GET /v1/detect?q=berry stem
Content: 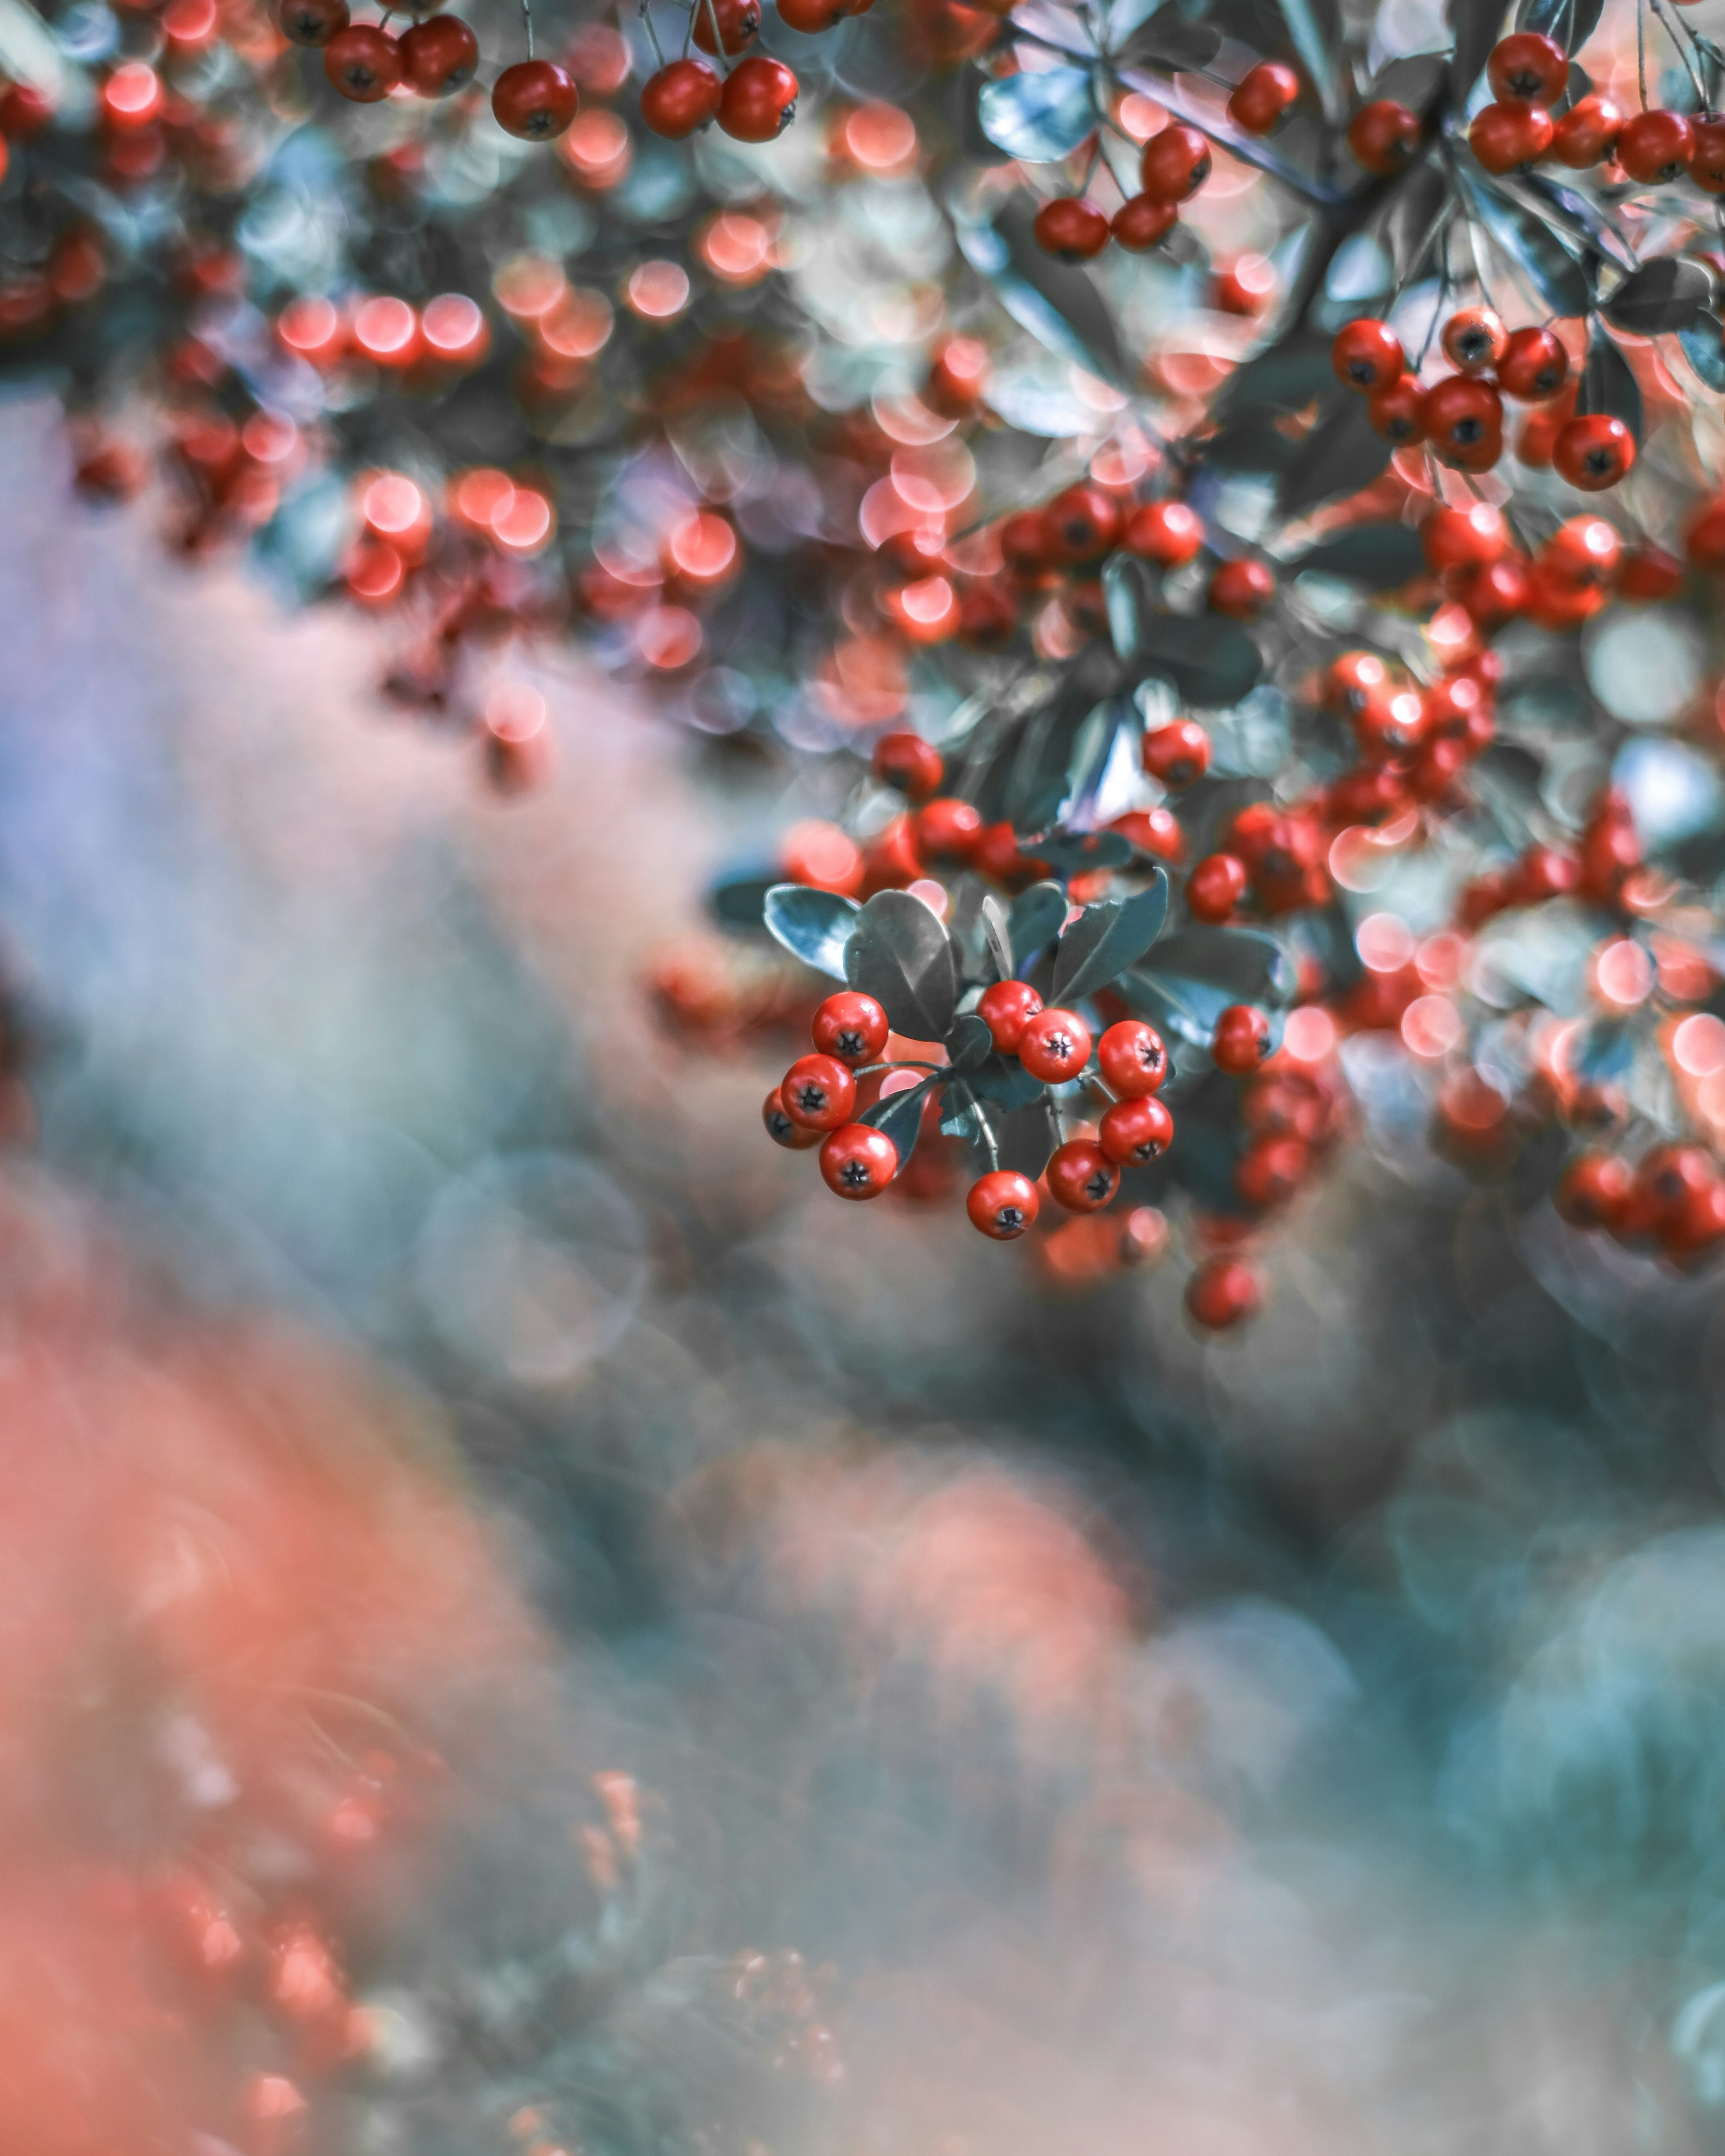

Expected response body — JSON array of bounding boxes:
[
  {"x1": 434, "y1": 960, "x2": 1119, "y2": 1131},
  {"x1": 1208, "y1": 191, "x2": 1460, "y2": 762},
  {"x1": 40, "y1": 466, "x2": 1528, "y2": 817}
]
[
  {"x1": 698, "y1": 0, "x2": 730, "y2": 73},
  {"x1": 640, "y1": 0, "x2": 666, "y2": 69},
  {"x1": 1637, "y1": 0, "x2": 1647, "y2": 111},
  {"x1": 520, "y1": 0, "x2": 534, "y2": 59},
  {"x1": 1649, "y1": 0, "x2": 1707, "y2": 109}
]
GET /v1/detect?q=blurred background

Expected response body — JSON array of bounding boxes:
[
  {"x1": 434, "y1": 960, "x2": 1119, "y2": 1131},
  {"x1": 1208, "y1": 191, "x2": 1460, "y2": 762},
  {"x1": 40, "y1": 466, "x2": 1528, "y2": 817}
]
[{"x1": 8, "y1": 381, "x2": 1725, "y2": 2156}]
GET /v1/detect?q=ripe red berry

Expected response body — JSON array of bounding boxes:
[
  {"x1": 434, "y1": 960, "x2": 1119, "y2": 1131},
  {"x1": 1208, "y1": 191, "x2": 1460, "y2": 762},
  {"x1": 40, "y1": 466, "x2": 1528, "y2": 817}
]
[
  {"x1": 1616, "y1": 107, "x2": 1694, "y2": 182},
  {"x1": 1331, "y1": 317, "x2": 1404, "y2": 391},
  {"x1": 1422, "y1": 375, "x2": 1504, "y2": 468},
  {"x1": 781, "y1": 1053, "x2": 858, "y2": 1131},
  {"x1": 1354, "y1": 685, "x2": 1428, "y2": 761},
  {"x1": 811, "y1": 991, "x2": 889, "y2": 1066},
  {"x1": 764, "y1": 1085, "x2": 823, "y2": 1149},
  {"x1": 1019, "y1": 1007, "x2": 1092, "y2": 1082},
  {"x1": 1497, "y1": 324, "x2": 1570, "y2": 400},
  {"x1": 1185, "y1": 1255, "x2": 1261, "y2": 1329},
  {"x1": 1187, "y1": 852, "x2": 1247, "y2": 923},
  {"x1": 1347, "y1": 98, "x2": 1419, "y2": 174},
  {"x1": 640, "y1": 57, "x2": 721, "y2": 136},
  {"x1": 1046, "y1": 1138, "x2": 1120, "y2": 1211},
  {"x1": 279, "y1": 0, "x2": 347, "y2": 43},
  {"x1": 1099, "y1": 1093, "x2": 1173, "y2": 1165},
  {"x1": 978, "y1": 979, "x2": 1043, "y2": 1052},
  {"x1": 1367, "y1": 375, "x2": 1426, "y2": 445},
  {"x1": 872, "y1": 730, "x2": 943, "y2": 800},
  {"x1": 1000, "y1": 510, "x2": 1055, "y2": 579},
  {"x1": 717, "y1": 53, "x2": 797, "y2": 140},
  {"x1": 1636, "y1": 1143, "x2": 1716, "y2": 1231},
  {"x1": 1488, "y1": 31, "x2": 1567, "y2": 102},
  {"x1": 967, "y1": 1168, "x2": 1039, "y2": 1239},
  {"x1": 1110, "y1": 807, "x2": 1185, "y2": 864},
  {"x1": 1552, "y1": 92, "x2": 1623, "y2": 166},
  {"x1": 492, "y1": 58, "x2": 579, "y2": 139},
  {"x1": 1212, "y1": 1003, "x2": 1271, "y2": 1074},
  {"x1": 1097, "y1": 1019, "x2": 1168, "y2": 1097},
  {"x1": 1327, "y1": 651, "x2": 1391, "y2": 712},
  {"x1": 692, "y1": 0, "x2": 760, "y2": 54},
  {"x1": 1122, "y1": 499, "x2": 1203, "y2": 565},
  {"x1": 323, "y1": 24, "x2": 400, "y2": 100},
  {"x1": 1468, "y1": 98, "x2": 1554, "y2": 172},
  {"x1": 913, "y1": 797, "x2": 982, "y2": 863},
  {"x1": 819, "y1": 1122, "x2": 898, "y2": 1198},
  {"x1": 1141, "y1": 718, "x2": 1211, "y2": 789},
  {"x1": 925, "y1": 335, "x2": 989, "y2": 416},
  {"x1": 1619, "y1": 543, "x2": 1684, "y2": 598},
  {"x1": 1235, "y1": 1134, "x2": 1308, "y2": 1209},
  {"x1": 1687, "y1": 497, "x2": 1725, "y2": 570},
  {"x1": 1044, "y1": 482, "x2": 1119, "y2": 563},
  {"x1": 1441, "y1": 305, "x2": 1508, "y2": 375},
  {"x1": 1032, "y1": 197, "x2": 1110, "y2": 261},
  {"x1": 1691, "y1": 113, "x2": 1725, "y2": 192},
  {"x1": 398, "y1": 14, "x2": 477, "y2": 94},
  {"x1": 1228, "y1": 58, "x2": 1299, "y2": 134},
  {"x1": 1553, "y1": 413, "x2": 1635, "y2": 490},
  {"x1": 1544, "y1": 513, "x2": 1622, "y2": 586},
  {"x1": 1422, "y1": 501, "x2": 1505, "y2": 572},
  {"x1": 1139, "y1": 123, "x2": 1212, "y2": 203},
  {"x1": 1111, "y1": 195, "x2": 1178, "y2": 251},
  {"x1": 1208, "y1": 558, "x2": 1274, "y2": 618}
]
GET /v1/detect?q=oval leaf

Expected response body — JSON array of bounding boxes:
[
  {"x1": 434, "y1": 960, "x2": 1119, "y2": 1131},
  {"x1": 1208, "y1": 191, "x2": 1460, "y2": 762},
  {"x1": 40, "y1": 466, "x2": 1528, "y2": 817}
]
[
  {"x1": 1459, "y1": 169, "x2": 1592, "y2": 317},
  {"x1": 762, "y1": 882, "x2": 860, "y2": 979},
  {"x1": 1277, "y1": 393, "x2": 1393, "y2": 517},
  {"x1": 1577, "y1": 323, "x2": 1644, "y2": 446},
  {"x1": 977, "y1": 66, "x2": 1097, "y2": 162},
  {"x1": 1120, "y1": 924, "x2": 1296, "y2": 1043},
  {"x1": 944, "y1": 1012, "x2": 995, "y2": 1071},
  {"x1": 1052, "y1": 873, "x2": 1171, "y2": 1002},
  {"x1": 1104, "y1": 553, "x2": 1154, "y2": 663},
  {"x1": 1604, "y1": 256, "x2": 1712, "y2": 336},
  {"x1": 1680, "y1": 314, "x2": 1725, "y2": 391},
  {"x1": 1135, "y1": 611, "x2": 1264, "y2": 708},
  {"x1": 1448, "y1": 0, "x2": 1500, "y2": 98},
  {"x1": 858, "y1": 1075, "x2": 938, "y2": 1166},
  {"x1": 1009, "y1": 879, "x2": 1070, "y2": 969},
  {"x1": 1516, "y1": 0, "x2": 1603, "y2": 50},
  {"x1": 845, "y1": 889, "x2": 959, "y2": 1039},
  {"x1": 1287, "y1": 519, "x2": 1424, "y2": 589},
  {"x1": 957, "y1": 199, "x2": 1129, "y2": 388}
]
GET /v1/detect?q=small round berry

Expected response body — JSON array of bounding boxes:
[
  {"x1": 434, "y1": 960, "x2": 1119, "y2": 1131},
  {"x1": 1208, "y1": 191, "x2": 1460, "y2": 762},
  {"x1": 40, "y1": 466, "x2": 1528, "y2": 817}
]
[
  {"x1": 492, "y1": 58, "x2": 579, "y2": 139},
  {"x1": 1139, "y1": 122, "x2": 1211, "y2": 203},
  {"x1": 1046, "y1": 1138, "x2": 1120, "y2": 1212},
  {"x1": 398, "y1": 13, "x2": 478, "y2": 94},
  {"x1": 1212, "y1": 1003, "x2": 1271, "y2": 1074},
  {"x1": 1636, "y1": 1142, "x2": 1716, "y2": 1230},
  {"x1": 1354, "y1": 685, "x2": 1428, "y2": 761},
  {"x1": 1552, "y1": 92, "x2": 1623, "y2": 167},
  {"x1": 812, "y1": 991, "x2": 889, "y2": 1067},
  {"x1": 925, "y1": 336, "x2": 990, "y2": 416},
  {"x1": 819, "y1": 1122, "x2": 898, "y2": 1198},
  {"x1": 1690, "y1": 113, "x2": 1725, "y2": 193},
  {"x1": 1616, "y1": 107, "x2": 1695, "y2": 182},
  {"x1": 1111, "y1": 195, "x2": 1177, "y2": 251},
  {"x1": 781, "y1": 1053, "x2": 858, "y2": 1131},
  {"x1": 1044, "y1": 482, "x2": 1119, "y2": 564},
  {"x1": 1000, "y1": 510, "x2": 1054, "y2": 579},
  {"x1": 913, "y1": 796, "x2": 982, "y2": 863},
  {"x1": 1122, "y1": 499, "x2": 1203, "y2": 565},
  {"x1": 692, "y1": 0, "x2": 760, "y2": 51},
  {"x1": 717, "y1": 53, "x2": 797, "y2": 140},
  {"x1": 1554, "y1": 1151, "x2": 1631, "y2": 1228},
  {"x1": 1497, "y1": 324, "x2": 1570, "y2": 400},
  {"x1": 872, "y1": 729, "x2": 943, "y2": 800},
  {"x1": 1347, "y1": 98, "x2": 1419, "y2": 174},
  {"x1": 323, "y1": 24, "x2": 400, "y2": 100},
  {"x1": 1097, "y1": 1019, "x2": 1168, "y2": 1097},
  {"x1": 1619, "y1": 543, "x2": 1684, "y2": 598},
  {"x1": 1422, "y1": 375, "x2": 1504, "y2": 467},
  {"x1": 1235, "y1": 1135, "x2": 1307, "y2": 1210},
  {"x1": 1468, "y1": 97, "x2": 1553, "y2": 172},
  {"x1": 967, "y1": 1168, "x2": 1039, "y2": 1239},
  {"x1": 1099, "y1": 1093, "x2": 1173, "y2": 1166},
  {"x1": 1441, "y1": 305, "x2": 1508, "y2": 375},
  {"x1": 279, "y1": 0, "x2": 347, "y2": 43},
  {"x1": 1422, "y1": 501, "x2": 1505, "y2": 573},
  {"x1": 1488, "y1": 31, "x2": 1567, "y2": 103},
  {"x1": 1331, "y1": 317, "x2": 1404, "y2": 391},
  {"x1": 764, "y1": 1085, "x2": 823, "y2": 1149},
  {"x1": 1187, "y1": 852, "x2": 1247, "y2": 923},
  {"x1": 1032, "y1": 197, "x2": 1110, "y2": 260},
  {"x1": 1208, "y1": 558, "x2": 1275, "y2": 619},
  {"x1": 1544, "y1": 513, "x2": 1622, "y2": 586},
  {"x1": 1553, "y1": 413, "x2": 1635, "y2": 491},
  {"x1": 1326, "y1": 650, "x2": 1391, "y2": 712},
  {"x1": 1141, "y1": 718, "x2": 1210, "y2": 789},
  {"x1": 1185, "y1": 1255, "x2": 1261, "y2": 1328},
  {"x1": 640, "y1": 57, "x2": 721, "y2": 136},
  {"x1": 1228, "y1": 58, "x2": 1299, "y2": 134},
  {"x1": 1687, "y1": 497, "x2": 1725, "y2": 571},
  {"x1": 1367, "y1": 374, "x2": 1426, "y2": 445},
  {"x1": 1110, "y1": 807, "x2": 1185, "y2": 864},
  {"x1": 978, "y1": 979, "x2": 1043, "y2": 1053},
  {"x1": 1019, "y1": 1007, "x2": 1092, "y2": 1082}
]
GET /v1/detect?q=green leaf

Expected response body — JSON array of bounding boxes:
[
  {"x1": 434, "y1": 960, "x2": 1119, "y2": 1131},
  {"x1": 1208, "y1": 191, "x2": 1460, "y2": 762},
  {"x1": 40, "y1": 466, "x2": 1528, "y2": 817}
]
[
  {"x1": 709, "y1": 872, "x2": 775, "y2": 932},
  {"x1": 1051, "y1": 873, "x2": 1172, "y2": 1001},
  {"x1": 761, "y1": 882, "x2": 859, "y2": 978},
  {"x1": 1119, "y1": 925, "x2": 1295, "y2": 1045},
  {"x1": 1009, "y1": 879, "x2": 1070, "y2": 968},
  {"x1": 1031, "y1": 828, "x2": 1135, "y2": 874},
  {"x1": 1449, "y1": 0, "x2": 1505, "y2": 99},
  {"x1": 1280, "y1": 0, "x2": 1335, "y2": 107},
  {"x1": 1516, "y1": 0, "x2": 1604, "y2": 51},
  {"x1": 967, "y1": 1054, "x2": 1049, "y2": 1109},
  {"x1": 977, "y1": 66, "x2": 1098, "y2": 161},
  {"x1": 859, "y1": 1077, "x2": 937, "y2": 1166},
  {"x1": 845, "y1": 890, "x2": 959, "y2": 1038},
  {"x1": 1212, "y1": 329, "x2": 1334, "y2": 421},
  {"x1": 1104, "y1": 553, "x2": 1154, "y2": 663},
  {"x1": 1577, "y1": 322, "x2": 1644, "y2": 446},
  {"x1": 1287, "y1": 520, "x2": 1424, "y2": 588},
  {"x1": 944, "y1": 1012, "x2": 995, "y2": 1071},
  {"x1": 955, "y1": 199, "x2": 1129, "y2": 389},
  {"x1": 1459, "y1": 168, "x2": 1592, "y2": 318},
  {"x1": 1134, "y1": 611, "x2": 1265, "y2": 708},
  {"x1": 1277, "y1": 393, "x2": 1393, "y2": 517},
  {"x1": 1603, "y1": 257, "x2": 1712, "y2": 336},
  {"x1": 981, "y1": 894, "x2": 1014, "y2": 984},
  {"x1": 1679, "y1": 314, "x2": 1725, "y2": 391}
]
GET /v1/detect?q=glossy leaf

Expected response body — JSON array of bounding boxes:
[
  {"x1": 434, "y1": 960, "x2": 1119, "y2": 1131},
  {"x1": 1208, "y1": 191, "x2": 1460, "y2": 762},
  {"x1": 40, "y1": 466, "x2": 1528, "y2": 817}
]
[
  {"x1": 1603, "y1": 257, "x2": 1712, "y2": 336},
  {"x1": 1031, "y1": 828, "x2": 1135, "y2": 875},
  {"x1": 1459, "y1": 169, "x2": 1592, "y2": 317},
  {"x1": 1134, "y1": 612, "x2": 1264, "y2": 709},
  {"x1": 955, "y1": 200, "x2": 1129, "y2": 389},
  {"x1": 944, "y1": 1012, "x2": 995, "y2": 1072},
  {"x1": 967, "y1": 1053, "x2": 1051, "y2": 1110},
  {"x1": 762, "y1": 882, "x2": 860, "y2": 979},
  {"x1": 977, "y1": 66, "x2": 1098, "y2": 163},
  {"x1": 1120, "y1": 924, "x2": 1296, "y2": 1046},
  {"x1": 1287, "y1": 520, "x2": 1424, "y2": 589},
  {"x1": 858, "y1": 1076, "x2": 937, "y2": 1166},
  {"x1": 1009, "y1": 879, "x2": 1070, "y2": 968},
  {"x1": 709, "y1": 871, "x2": 775, "y2": 932},
  {"x1": 845, "y1": 889, "x2": 959, "y2": 1039},
  {"x1": 1281, "y1": 0, "x2": 1335, "y2": 106},
  {"x1": 1104, "y1": 553, "x2": 1154, "y2": 664},
  {"x1": 1516, "y1": 0, "x2": 1604, "y2": 51},
  {"x1": 1577, "y1": 323, "x2": 1643, "y2": 446},
  {"x1": 1679, "y1": 314, "x2": 1725, "y2": 391},
  {"x1": 982, "y1": 893, "x2": 1014, "y2": 984},
  {"x1": 1449, "y1": 0, "x2": 1501, "y2": 98},
  {"x1": 1277, "y1": 393, "x2": 1392, "y2": 517},
  {"x1": 1052, "y1": 874, "x2": 1171, "y2": 1002},
  {"x1": 1213, "y1": 330, "x2": 1334, "y2": 420},
  {"x1": 1117, "y1": 8, "x2": 1223, "y2": 66}
]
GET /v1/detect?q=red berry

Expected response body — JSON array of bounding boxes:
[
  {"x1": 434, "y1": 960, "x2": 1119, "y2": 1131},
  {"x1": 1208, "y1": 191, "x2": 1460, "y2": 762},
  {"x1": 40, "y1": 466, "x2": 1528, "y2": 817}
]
[
  {"x1": 1111, "y1": 195, "x2": 1177, "y2": 251},
  {"x1": 925, "y1": 336, "x2": 989, "y2": 416},
  {"x1": 1619, "y1": 543, "x2": 1683, "y2": 598},
  {"x1": 913, "y1": 796, "x2": 982, "y2": 863},
  {"x1": 1044, "y1": 482, "x2": 1119, "y2": 564},
  {"x1": 1331, "y1": 317, "x2": 1404, "y2": 392},
  {"x1": 1099, "y1": 1093, "x2": 1173, "y2": 1166},
  {"x1": 781, "y1": 1053, "x2": 858, "y2": 1131},
  {"x1": 1422, "y1": 501, "x2": 1505, "y2": 572},
  {"x1": 1636, "y1": 1143, "x2": 1716, "y2": 1230},
  {"x1": 1019, "y1": 1007, "x2": 1092, "y2": 1082},
  {"x1": 1497, "y1": 324, "x2": 1570, "y2": 400},
  {"x1": 1553, "y1": 413, "x2": 1635, "y2": 491},
  {"x1": 819, "y1": 1122, "x2": 898, "y2": 1198},
  {"x1": 1367, "y1": 375, "x2": 1426, "y2": 445},
  {"x1": 1441, "y1": 305, "x2": 1508, "y2": 375},
  {"x1": 1141, "y1": 718, "x2": 1210, "y2": 789},
  {"x1": 811, "y1": 991, "x2": 889, "y2": 1066},
  {"x1": 1109, "y1": 807, "x2": 1185, "y2": 864},
  {"x1": 1235, "y1": 1135, "x2": 1308, "y2": 1209},
  {"x1": 1347, "y1": 98, "x2": 1419, "y2": 173},
  {"x1": 1423, "y1": 672, "x2": 1490, "y2": 738},
  {"x1": 398, "y1": 14, "x2": 477, "y2": 94},
  {"x1": 1687, "y1": 497, "x2": 1725, "y2": 570},
  {"x1": 1228, "y1": 59, "x2": 1299, "y2": 134},
  {"x1": 872, "y1": 730, "x2": 943, "y2": 800},
  {"x1": 1032, "y1": 197, "x2": 1110, "y2": 261},
  {"x1": 978, "y1": 979, "x2": 1043, "y2": 1053},
  {"x1": 323, "y1": 24, "x2": 400, "y2": 100},
  {"x1": 777, "y1": 0, "x2": 848, "y2": 28},
  {"x1": 1327, "y1": 650, "x2": 1391, "y2": 712},
  {"x1": 958, "y1": 584, "x2": 1018, "y2": 652},
  {"x1": 1422, "y1": 375, "x2": 1503, "y2": 468},
  {"x1": 1662, "y1": 1179, "x2": 1725, "y2": 1267},
  {"x1": 1097, "y1": 1019, "x2": 1168, "y2": 1096},
  {"x1": 1208, "y1": 558, "x2": 1274, "y2": 618},
  {"x1": 1468, "y1": 98, "x2": 1553, "y2": 172},
  {"x1": 717, "y1": 53, "x2": 796, "y2": 140},
  {"x1": 1616, "y1": 107, "x2": 1694, "y2": 182},
  {"x1": 1212, "y1": 1003, "x2": 1271, "y2": 1074},
  {"x1": 692, "y1": 0, "x2": 760, "y2": 55},
  {"x1": 1046, "y1": 1138, "x2": 1120, "y2": 1212},
  {"x1": 640, "y1": 57, "x2": 721, "y2": 136},
  {"x1": 1488, "y1": 31, "x2": 1567, "y2": 102},
  {"x1": 1000, "y1": 510, "x2": 1054, "y2": 578},
  {"x1": 1185, "y1": 1255, "x2": 1261, "y2": 1329},
  {"x1": 1692, "y1": 113, "x2": 1725, "y2": 192},
  {"x1": 764, "y1": 1085, "x2": 823, "y2": 1149},
  {"x1": 279, "y1": 0, "x2": 347, "y2": 43},
  {"x1": 967, "y1": 1168, "x2": 1039, "y2": 1239},
  {"x1": 1354, "y1": 686, "x2": 1428, "y2": 761},
  {"x1": 1139, "y1": 123, "x2": 1211, "y2": 203},
  {"x1": 1552, "y1": 92, "x2": 1623, "y2": 166},
  {"x1": 1187, "y1": 853, "x2": 1247, "y2": 923},
  {"x1": 1122, "y1": 499, "x2": 1203, "y2": 565},
  {"x1": 1544, "y1": 513, "x2": 1622, "y2": 585},
  {"x1": 492, "y1": 58, "x2": 579, "y2": 139}
]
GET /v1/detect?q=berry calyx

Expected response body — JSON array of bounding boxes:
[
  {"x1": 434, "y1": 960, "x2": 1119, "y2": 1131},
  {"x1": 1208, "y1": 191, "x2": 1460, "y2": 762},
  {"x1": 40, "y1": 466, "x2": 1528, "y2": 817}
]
[
  {"x1": 1553, "y1": 413, "x2": 1635, "y2": 491},
  {"x1": 1097, "y1": 1018, "x2": 1169, "y2": 1096},
  {"x1": 692, "y1": 0, "x2": 760, "y2": 53},
  {"x1": 398, "y1": 14, "x2": 478, "y2": 95},
  {"x1": 764, "y1": 1086, "x2": 823, "y2": 1149},
  {"x1": 1367, "y1": 375, "x2": 1426, "y2": 445},
  {"x1": 1019, "y1": 1007, "x2": 1092, "y2": 1082},
  {"x1": 1228, "y1": 59, "x2": 1299, "y2": 134},
  {"x1": 1422, "y1": 375, "x2": 1504, "y2": 469},
  {"x1": 781, "y1": 1053, "x2": 858, "y2": 1130},
  {"x1": 977, "y1": 979, "x2": 1043, "y2": 1052},
  {"x1": 1046, "y1": 1138, "x2": 1120, "y2": 1211},
  {"x1": 967, "y1": 1168, "x2": 1039, "y2": 1239},
  {"x1": 1032, "y1": 198, "x2": 1110, "y2": 261},
  {"x1": 1122, "y1": 499, "x2": 1203, "y2": 564},
  {"x1": 1044, "y1": 482, "x2": 1119, "y2": 563},
  {"x1": 1331, "y1": 317, "x2": 1404, "y2": 391},
  {"x1": 1487, "y1": 31, "x2": 1567, "y2": 103},
  {"x1": 279, "y1": 0, "x2": 347, "y2": 44},
  {"x1": 1141, "y1": 718, "x2": 1211, "y2": 788},
  {"x1": 1139, "y1": 123, "x2": 1212, "y2": 203},
  {"x1": 1099, "y1": 1093, "x2": 1173, "y2": 1165},
  {"x1": 323, "y1": 25, "x2": 401, "y2": 101},
  {"x1": 718, "y1": 54, "x2": 797, "y2": 140},
  {"x1": 1347, "y1": 98, "x2": 1419, "y2": 173},
  {"x1": 492, "y1": 59, "x2": 579, "y2": 140},
  {"x1": 819, "y1": 1122, "x2": 898, "y2": 1198},
  {"x1": 811, "y1": 991, "x2": 889, "y2": 1066},
  {"x1": 1441, "y1": 305, "x2": 1508, "y2": 375},
  {"x1": 1497, "y1": 324, "x2": 1570, "y2": 400},
  {"x1": 1212, "y1": 1003, "x2": 1271, "y2": 1074},
  {"x1": 873, "y1": 730, "x2": 944, "y2": 799},
  {"x1": 640, "y1": 57, "x2": 721, "y2": 137}
]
